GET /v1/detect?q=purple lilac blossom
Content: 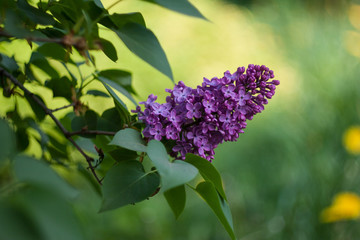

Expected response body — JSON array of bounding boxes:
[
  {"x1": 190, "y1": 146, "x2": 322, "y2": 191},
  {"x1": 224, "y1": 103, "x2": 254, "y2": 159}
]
[{"x1": 132, "y1": 64, "x2": 279, "y2": 161}]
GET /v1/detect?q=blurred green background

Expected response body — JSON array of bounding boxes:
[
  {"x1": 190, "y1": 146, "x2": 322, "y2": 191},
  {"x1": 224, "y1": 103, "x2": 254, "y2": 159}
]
[{"x1": 2, "y1": 0, "x2": 360, "y2": 239}]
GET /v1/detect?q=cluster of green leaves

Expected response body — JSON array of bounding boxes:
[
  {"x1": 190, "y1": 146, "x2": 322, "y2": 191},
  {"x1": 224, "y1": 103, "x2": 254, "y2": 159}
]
[{"x1": 0, "y1": 0, "x2": 235, "y2": 239}]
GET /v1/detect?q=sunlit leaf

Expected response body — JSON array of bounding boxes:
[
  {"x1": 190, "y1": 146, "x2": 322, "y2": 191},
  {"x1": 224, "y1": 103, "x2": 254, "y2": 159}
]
[{"x1": 100, "y1": 160, "x2": 160, "y2": 211}]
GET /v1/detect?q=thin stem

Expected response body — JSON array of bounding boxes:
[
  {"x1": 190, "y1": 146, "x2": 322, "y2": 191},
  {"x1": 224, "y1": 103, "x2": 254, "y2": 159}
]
[
  {"x1": 51, "y1": 103, "x2": 75, "y2": 112},
  {"x1": 0, "y1": 30, "x2": 63, "y2": 44},
  {"x1": 0, "y1": 67, "x2": 103, "y2": 185},
  {"x1": 69, "y1": 130, "x2": 116, "y2": 136}
]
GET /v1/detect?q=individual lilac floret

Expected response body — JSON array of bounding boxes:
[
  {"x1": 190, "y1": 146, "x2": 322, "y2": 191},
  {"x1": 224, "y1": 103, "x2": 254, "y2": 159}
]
[{"x1": 133, "y1": 64, "x2": 279, "y2": 161}]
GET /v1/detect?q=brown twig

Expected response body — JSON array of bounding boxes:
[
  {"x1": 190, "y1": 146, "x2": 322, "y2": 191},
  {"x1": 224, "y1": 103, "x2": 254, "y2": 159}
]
[
  {"x1": 0, "y1": 67, "x2": 103, "y2": 185},
  {"x1": 51, "y1": 103, "x2": 75, "y2": 112},
  {"x1": 69, "y1": 130, "x2": 116, "y2": 136},
  {"x1": 0, "y1": 29, "x2": 63, "y2": 44}
]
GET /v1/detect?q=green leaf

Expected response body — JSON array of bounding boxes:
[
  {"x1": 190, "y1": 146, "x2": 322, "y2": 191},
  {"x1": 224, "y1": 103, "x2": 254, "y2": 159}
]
[
  {"x1": 71, "y1": 110, "x2": 98, "y2": 137},
  {"x1": 100, "y1": 160, "x2": 160, "y2": 211},
  {"x1": 102, "y1": 83, "x2": 131, "y2": 124},
  {"x1": 164, "y1": 185, "x2": 186, "y2": 219},
  {"x1": 185, "y1": 153, "x2": 227, "y2": 200},
  {"x1": 195, "y1": 182, "x2": 235, "y2": 240},
  {"x1": 141, "y1": 0, "x2": 207, "y2": 20},
  {"x1": 97, "y1": 108, "x2": 123, "y2": 132},
  {"x1": 0, "y1": 54, "x2": 19, "y2": 72},
  {"x1": 115, "y1": 23, "x2": 173, "y2": 81},
  {"x1": 146, "y1": 140, "x2": 198, "y2": 192},
  {"x1": 37, "y1": 43, "x2": 74, "y2": 64},
  {"x1": 29, "y1": 52, "x2": 60, "y2": 78},
  {"x1": 18, "y1": 0, "x2": 56, "y2": 25},
  {"x1": 98, "y1": 76, "x2": 137, "y2": 106},
  {"x1": 108, "y1": 148, "x2": 139, "y2": 162},
  {"x1": 45, "y1": 77, "x2": 73, "y2": 101},
  {"x1": 21, "y1": 187, "x2": 85, "y2": 240},
  {"x1": 0, "y1": 201, "x2": 43, "y2": 240},
  {"x1": 25, "y1": 94, "x2": 46, "y2": 122},
  {"x1": 100, "y1": 12, "x2": 146, "y2": 29},
  {"x1": 0, "y1": 119, "x2": 16, "y2": 164},
  {"x1": 98, "y1": 69, "x2": 136, "y2": 94},
  {"x1": 4, "y1": 9, "x2": 33, "y2": 38},
  {"x1": 99, "y1": 38, "x2": 118, "y2": 62},
  {"x1": 86, "y1": 89, "x2": 110, "y2": 98},
  {"x1": 109, "y1": 128, "x2": 147, "y2": 152},
  {"x1": 13, "y1": 155, "x2": 78, "y2": 199}
]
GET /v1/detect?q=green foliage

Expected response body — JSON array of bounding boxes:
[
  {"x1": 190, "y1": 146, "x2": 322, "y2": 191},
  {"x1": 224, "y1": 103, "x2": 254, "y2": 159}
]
[
  {"x1": 100, "y1": 160, "x2": 160, "y2": 211},
  {"x1": 195, "y1": 182, "x2": 235, "y2": 240},
  {"x1": 164, "y1": 184, "x2": 186, "y2": 219},
  {"x1": 0, "y1": 0, "x2": 238, "y2": 239},
  {"x1": 147, "y1": 140, "x2": 198, "y2": 192}
]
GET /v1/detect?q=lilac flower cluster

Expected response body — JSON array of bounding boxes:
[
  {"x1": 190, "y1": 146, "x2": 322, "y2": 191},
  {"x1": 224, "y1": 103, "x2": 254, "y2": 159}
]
[{"x1": 133, "y1": 64, "x2": 279, "y2": 161}]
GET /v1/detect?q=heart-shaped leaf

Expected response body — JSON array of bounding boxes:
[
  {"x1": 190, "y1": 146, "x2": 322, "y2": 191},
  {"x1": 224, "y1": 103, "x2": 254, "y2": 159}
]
[
  {"x1": 147, "y1": 140, "x2": 198, "y2": 192},
  {"x1": 100, "y1": 160, "x2": 160, "y2": 211},
  {"x1": 109, "y1": 128, "x2": 147, "y2": 152}
]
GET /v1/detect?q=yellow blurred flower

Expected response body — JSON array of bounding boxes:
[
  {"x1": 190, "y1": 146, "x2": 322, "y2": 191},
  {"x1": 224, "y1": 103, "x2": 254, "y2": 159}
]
[
  {"x1": 321, "y1": 192, "x2": 360, "y2": 223},
  {"x1": 343, "y1": 126, "x2": 360, "y2": 155}
]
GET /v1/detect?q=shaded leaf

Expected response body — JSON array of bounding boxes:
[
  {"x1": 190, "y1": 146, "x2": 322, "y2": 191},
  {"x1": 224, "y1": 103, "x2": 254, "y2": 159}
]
[
  {"x1": 147, "y1": 140, "x2": 198, "y2": 192},
  {"x1": 0, "y1": 54, "x2": 19, "y2": 72},
  {"x1": 0, "y1": 119, "x2": 16, "y2": 164},
  {"x1": 100, "y1": 12, "x2": 146, "y2": 29},
  {"x1": 98, "y1": 75, "x2": 137, "y2": 106},
  {"x1": 98, "y1": 69, "x2": 135, "y2": 94},
  {"x1": 45, "y1": 77, "x2": 73, "y2": 101},
  {"x1": 25, "y1": 94, "x2": 46, "y2": 121},
  {"x1": 99, "y1": 38, "x2": 118, "y2": 62},
  {"x1": 21, "y1": 187, "x2": 84, "y2": 240},
  {"x1": 185, "y1": 153, "x2": 227, "y2": 200},
  {"x1": 4, "y1": 9, "x2": 33, "y2": 38},
  {"x1": 71, "y1": 110, "x2": 98, "y2": 137},
  {"x1": 18, "y1": 0, "x2": 56, "y2": 25},
  {"x1": 115, "y1": 23, "x2": 173, "y2": 81},
  {"x1": 37, "y1": 43, "x2": 74, "y2": 64},
  {"x1": 29, "y1": 52, "x2": 60, "y2": 78},
  {"x1": 86, "y1": 89, "x2": 110, "y2": 98},
  {"x1": 100, "y1": 160, "x2": 160, "y2": 211},
  {"x1": 164, "y1": 184, "x2": 186, "y2": 219},
  {"x1": 195, "y1": 182, "x2": 235, "y2": 240},
  {"x1": 0, "y1": 201, "x2": 43, "y2": 240},
  {"x1": 97, "y1": 108, "x2": 123, "y2": 132},
  {"x1": 13, "y1": 155, "x2": 78, "y2": 199},
  {"x1": 102, "y1": 83, "x2": 131, "y2": 124},
  {"x1": 142, "y1": 0, "x2": 207, "y2": 20},
  {"x1": 109, "y1": 128, "x2": 146, "y2": 152}
]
